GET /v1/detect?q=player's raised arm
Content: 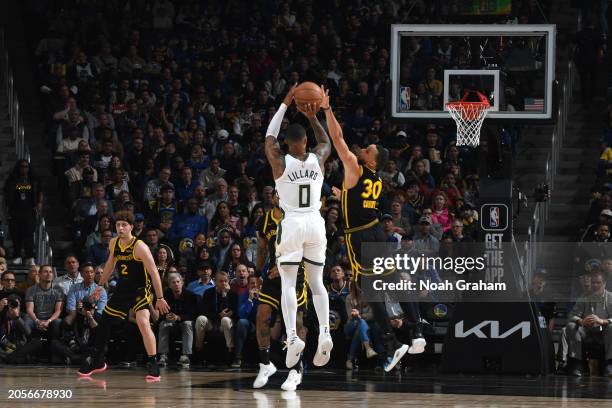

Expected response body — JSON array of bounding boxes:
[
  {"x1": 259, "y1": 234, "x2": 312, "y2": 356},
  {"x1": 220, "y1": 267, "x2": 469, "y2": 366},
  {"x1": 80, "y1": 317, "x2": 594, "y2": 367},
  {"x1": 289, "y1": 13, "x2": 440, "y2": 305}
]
[
  {"x1": 135, "y1": 240, "x2": 170, "y2": 314},
  {"x1": 322, "y1": 89, "x2": 360, "y2": 189},
  {"x1": 265, "y1": 84, "x2": 296, "y2": 180},
  {"x1": 297, "y1": 90, "x2": 331, "y2": 169}
]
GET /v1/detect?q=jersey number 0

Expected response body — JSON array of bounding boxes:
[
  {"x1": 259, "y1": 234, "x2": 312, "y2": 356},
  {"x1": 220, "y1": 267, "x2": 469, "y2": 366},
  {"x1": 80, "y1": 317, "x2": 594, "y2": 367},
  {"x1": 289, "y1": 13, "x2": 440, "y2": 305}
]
[{"x1": 299, "y1": 184, "x2": 311, "y2": 208}]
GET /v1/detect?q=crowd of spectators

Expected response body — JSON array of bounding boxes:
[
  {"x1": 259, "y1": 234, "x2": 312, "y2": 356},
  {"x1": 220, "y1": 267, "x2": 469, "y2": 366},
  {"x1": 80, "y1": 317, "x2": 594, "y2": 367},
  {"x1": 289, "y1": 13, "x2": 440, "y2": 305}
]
[{"x1": 0, "y1": 0, "x2": 556, "y2": 370}]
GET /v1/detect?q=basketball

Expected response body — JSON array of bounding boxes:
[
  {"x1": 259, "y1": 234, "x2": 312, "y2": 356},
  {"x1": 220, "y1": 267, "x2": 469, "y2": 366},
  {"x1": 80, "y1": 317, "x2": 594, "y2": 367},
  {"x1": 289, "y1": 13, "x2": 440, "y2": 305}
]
[{"x1": 294, "y1": 81, "x2": 323, "y2": 109}]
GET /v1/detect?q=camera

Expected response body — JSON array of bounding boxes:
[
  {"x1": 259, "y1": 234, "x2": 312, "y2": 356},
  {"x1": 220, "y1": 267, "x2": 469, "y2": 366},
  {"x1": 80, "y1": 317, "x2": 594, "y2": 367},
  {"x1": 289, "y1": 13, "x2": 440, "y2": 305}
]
[
  {"x1": 8, "y1": 299, "x2": 19, "y2": 309},
  {"x1": 82, "y1": 300, "x2": 95, "y2": 311}
]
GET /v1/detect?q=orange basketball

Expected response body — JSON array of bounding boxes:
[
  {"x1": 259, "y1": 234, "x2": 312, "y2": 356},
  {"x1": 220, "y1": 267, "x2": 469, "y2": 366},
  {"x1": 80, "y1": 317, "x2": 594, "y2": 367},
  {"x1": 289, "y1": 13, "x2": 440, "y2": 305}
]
[{"x1": 294, "y1": 81, "x2": 323, "y2": 109}]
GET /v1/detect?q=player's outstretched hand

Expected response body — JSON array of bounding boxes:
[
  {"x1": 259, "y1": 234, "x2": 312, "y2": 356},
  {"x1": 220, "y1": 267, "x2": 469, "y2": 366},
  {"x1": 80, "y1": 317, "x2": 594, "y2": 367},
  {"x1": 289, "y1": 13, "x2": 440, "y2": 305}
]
[
  {"x1": 283, "y1": 83, "x2": 297, "y2": 106},
  {"x1": 320, "y1": 85, "x2": 330, "y2": 110},
  {"x1": 156, "y1": 298, "x2": 170, "y2": 314},
  {"x1": 297, "y1": 102, "x2": 319, "y2": 119}
]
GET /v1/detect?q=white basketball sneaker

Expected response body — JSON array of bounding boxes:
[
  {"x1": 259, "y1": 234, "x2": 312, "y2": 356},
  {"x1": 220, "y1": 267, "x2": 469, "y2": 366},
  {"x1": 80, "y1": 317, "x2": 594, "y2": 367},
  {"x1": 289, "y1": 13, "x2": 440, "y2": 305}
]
[
  {"x1": 313, "y1": 331, "x2": 333, "y2": 367},
  {"x1": 281, "y1": 368, "x2": 302, "y2": 391},
  {"x1": 253, "y1": 362, "x2": 277, "y2": 389},
  {"x1": 285, "y1": 336, "x2": 305, "y2": 369},
  {"x1": 408, "y1": 337, "x2": 426, "y2": 354}
]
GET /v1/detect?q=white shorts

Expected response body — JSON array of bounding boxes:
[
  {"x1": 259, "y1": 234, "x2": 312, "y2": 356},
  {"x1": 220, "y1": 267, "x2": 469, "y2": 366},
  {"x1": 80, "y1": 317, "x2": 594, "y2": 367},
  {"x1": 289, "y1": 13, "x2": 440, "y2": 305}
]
[{"x1": 276, "y1": 211, "x2": 326, "y2": 267}]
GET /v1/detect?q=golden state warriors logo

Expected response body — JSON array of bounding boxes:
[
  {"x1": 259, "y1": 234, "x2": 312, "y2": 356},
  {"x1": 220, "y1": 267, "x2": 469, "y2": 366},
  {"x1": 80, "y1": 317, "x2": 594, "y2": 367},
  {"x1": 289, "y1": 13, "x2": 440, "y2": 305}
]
[{"x1": 433, "y1": 303, "x2": 448, "y2": 318}]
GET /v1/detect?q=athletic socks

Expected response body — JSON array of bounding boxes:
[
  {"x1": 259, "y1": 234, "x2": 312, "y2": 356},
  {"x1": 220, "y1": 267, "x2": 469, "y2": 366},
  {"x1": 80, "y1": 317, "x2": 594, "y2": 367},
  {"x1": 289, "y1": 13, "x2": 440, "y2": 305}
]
[{"x1": 259, "y1": 347, "x2": 270, "y2": 365}]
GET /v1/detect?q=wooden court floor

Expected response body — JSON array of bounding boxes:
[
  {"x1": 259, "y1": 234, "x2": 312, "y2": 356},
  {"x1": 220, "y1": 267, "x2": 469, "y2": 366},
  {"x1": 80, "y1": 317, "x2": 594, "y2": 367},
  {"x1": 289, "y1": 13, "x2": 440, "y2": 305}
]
[{"x1": 1, "y1": 366, "x2": 611, "y2": 407}]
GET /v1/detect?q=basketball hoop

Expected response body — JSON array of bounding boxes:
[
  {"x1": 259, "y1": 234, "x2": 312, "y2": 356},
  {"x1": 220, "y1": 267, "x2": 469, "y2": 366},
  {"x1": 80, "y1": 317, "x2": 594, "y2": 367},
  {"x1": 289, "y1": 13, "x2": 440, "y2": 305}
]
[{"x1": 446, "y1": 91, "x2": 491, "y2": 147}]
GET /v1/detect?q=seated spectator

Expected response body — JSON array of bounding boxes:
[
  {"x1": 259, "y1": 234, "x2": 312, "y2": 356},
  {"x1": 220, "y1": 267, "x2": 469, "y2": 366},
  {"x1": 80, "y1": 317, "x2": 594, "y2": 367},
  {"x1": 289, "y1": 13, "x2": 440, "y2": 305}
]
[
  {"x1": 144, "y1": 167, "x2": 174, "y2": 203},
  {"x1": 85, "y1": 215, "x2": 113, "y2": 249},
  {"x1": 414, "y1": 216, "x2": 440, "y2": 256},
  {"x1": 407, "y1": 159, "x2": 435, "y2": 197},
  {"x1": 379, "y1": 159, "x2": 405, "y2": 189},
  {"x1": 68, "y1": 166, "x2": 97, "y2": 203},
  {"x1": 64, "y1": 262, "x2": 107, "y2": 323},
  {"x1": 564, "y1": 271, "x2": 612, "y2": 376},
  {"x1": 0, "y1": 271, "x2": 24, "y2": 308},
  {"x1": 56, "y1": 109, "x2": 89, "y2": 154},
  {"x1": 209, "y1": 201, "x2": 241, "y2": 240},
  {"x1": 344, "y1": 283, "x2": 379, "y2": 369},
  {"x1": 528, "y1": 268, "x2": 556, "y2": 331},
  {"x1": 65, "y1": 151, "x2": 98, "y2": 184},
  {"x1": 16, "y1": 264, "x2": 39, "y2": 293},
  {"x1": 381, "y1": 214, "x2": 402, "y2": 250},
  {"x1": 230, "y1": 264, "x2": 250, "y2": 299},
  {"x1": 104, "y1": 168, "x2": 130, "y2": 202},
  {"x1": 87, "y1": 229, "x2": 113, "y2": 265},
  {"x1": 155, "y1": 245, "x2": 175, "y2": 287},
  {"x1": 157, "y1": 273, "x2": 197, "y2": 368},
  {"x1": 54, "y1": 255, "x2": 83, "y2": 298},
  {"x1": 0, "y1": 295, "x2": 30, "y2": 363},
  {"x1": 24, "y1": 265, "x2": 63, "y2": 340},
  {"x1": 234, "y1": 275, "x2": 260, "y2": 368},
  {"x1": 194, "y1": 271, "x2": 237, "y2": 361},
  {"x1": 175, "y1": 167, "x2": 201, "y2": 202},
  {"x1": 222, "y1": 243, "x2": 252, "y2": 280},
  {"x1": 431, "y1": 191, "x2": 453, "y2": 233},
  {"x1": 171, "y1": 198, "x2": 208, "y2": 240},
  {"x1": 147, "y1": 184, "x2": 178, "y2": 224},
  {"x1": 199, "y1": 157, "x2": 226, "y2": 190},
  {"x1": 389, "y1": 198, "x2": 412, "y2": 237},
  {"x1": 186, "y1": 262, "x2": 215, "y2": 296}
]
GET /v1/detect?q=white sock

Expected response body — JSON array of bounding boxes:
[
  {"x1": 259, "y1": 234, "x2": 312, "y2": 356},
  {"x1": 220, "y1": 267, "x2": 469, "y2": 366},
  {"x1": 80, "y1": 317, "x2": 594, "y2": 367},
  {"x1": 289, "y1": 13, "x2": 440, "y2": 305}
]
[
  {"x1": 279, "y1": 263, "x2": 299, "y2": 340},
  {"x1": 304, "y1": 262, "x2": 330, "y2": 328}
]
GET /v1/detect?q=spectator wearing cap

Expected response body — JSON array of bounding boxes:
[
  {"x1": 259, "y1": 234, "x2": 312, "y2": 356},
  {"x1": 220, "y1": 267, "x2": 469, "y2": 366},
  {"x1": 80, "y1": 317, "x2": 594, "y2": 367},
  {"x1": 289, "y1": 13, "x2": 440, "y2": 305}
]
[
  {"x1": 53, "y1": 255, "x2": 83, "y2": 298},
  {"x1": 414, "y1": 216, "x2": 440, "y2": 256},
  {"x1": 580, "y1": 209, "x2": 612, "y2": 242},
  {"x1": 132, "y1": 213, "x2": 146, "y2": 238},
  {"x1": 148, "y1": 183, "x2": 178, "y2": 224},
  {"x1": 68, "y1": 165, "x2": 97, "y2": 204},
  {"x1": 186, "y1": 262, "x2": 215, "y2": 296},
  {"x1": 86, "y1": 229, "x2": 113, "y2": 265},
  {"x1": 144, "y1": 166, "x2": 173, "y2": 203},
  {"x1": 64, "y1": 262, "x2": 107, "y2": 325},
  {"x1": 415, "y1": 207, "x2": 443, "y2": 241},
  {"x1": 199, "y1": 157, "x2": 226, "y2": 190},
  {"x1": 175, "y1": 167, "x2": 201, "y2": 202},
  {"x1": 381, "y1": 214, "x2": 402, "y2": 250}
]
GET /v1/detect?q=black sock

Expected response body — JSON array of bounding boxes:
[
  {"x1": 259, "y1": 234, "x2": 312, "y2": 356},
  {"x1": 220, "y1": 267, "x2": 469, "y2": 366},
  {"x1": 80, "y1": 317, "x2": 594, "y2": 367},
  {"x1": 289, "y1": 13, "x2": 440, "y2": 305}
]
[
  {"x1": 259, "y1": 347, "x2": 270, "y2": 365},
  {"x1": 147, "y1": 355, "x2": 156, "y2": 363}
]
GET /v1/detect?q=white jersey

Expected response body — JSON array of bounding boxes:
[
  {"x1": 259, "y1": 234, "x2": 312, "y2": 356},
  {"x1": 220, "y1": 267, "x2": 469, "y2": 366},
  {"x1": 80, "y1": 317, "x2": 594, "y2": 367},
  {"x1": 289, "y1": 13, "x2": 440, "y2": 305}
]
[{"x1": 276, "y1": 153, "x2": 323, "y2": 213}]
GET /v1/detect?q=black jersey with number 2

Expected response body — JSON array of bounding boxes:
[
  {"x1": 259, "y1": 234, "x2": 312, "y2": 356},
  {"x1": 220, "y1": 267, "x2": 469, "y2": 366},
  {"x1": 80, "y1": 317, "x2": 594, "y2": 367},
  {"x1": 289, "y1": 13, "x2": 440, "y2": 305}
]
[{"x1": 113, "y1": 237, "x2": 148, "y2": 290}]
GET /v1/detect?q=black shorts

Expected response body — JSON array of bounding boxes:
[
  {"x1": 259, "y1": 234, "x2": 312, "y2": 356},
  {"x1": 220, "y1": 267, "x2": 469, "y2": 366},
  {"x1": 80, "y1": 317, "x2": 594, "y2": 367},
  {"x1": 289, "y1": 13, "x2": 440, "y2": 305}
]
[
  {"x1": 103, "y1": 283, "x2": 152, "y2": 320},
  {"x1": 258, "y1": 269, "x2": 307, "y2": 312},
  {"x1": 345, "y1": 222, "x2": 390, "y2": 282}
]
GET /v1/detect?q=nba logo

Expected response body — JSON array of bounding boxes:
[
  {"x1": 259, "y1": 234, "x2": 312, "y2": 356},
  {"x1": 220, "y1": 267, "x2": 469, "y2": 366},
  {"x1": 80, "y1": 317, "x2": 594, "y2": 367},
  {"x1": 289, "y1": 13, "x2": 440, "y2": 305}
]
[
  {"x1": 481, "y1": 203, "x2": 508, "y2": 231},
  {"x1": 490, "y1": 207, "x2": 500, "y2": 228}
]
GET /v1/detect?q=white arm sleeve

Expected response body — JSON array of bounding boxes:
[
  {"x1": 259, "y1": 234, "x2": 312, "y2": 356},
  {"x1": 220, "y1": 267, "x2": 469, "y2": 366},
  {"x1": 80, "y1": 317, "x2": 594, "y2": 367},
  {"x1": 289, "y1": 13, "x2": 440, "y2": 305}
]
[{"x1": 266, "y1": 103, "x2": 287, "y2": 138}]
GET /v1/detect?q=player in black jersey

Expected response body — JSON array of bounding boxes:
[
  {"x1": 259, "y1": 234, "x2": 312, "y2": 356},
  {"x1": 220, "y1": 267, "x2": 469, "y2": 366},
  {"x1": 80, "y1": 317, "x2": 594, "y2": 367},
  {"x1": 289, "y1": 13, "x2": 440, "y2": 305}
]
[
  {"x1": 253, "y1": 195, "x2": 308, "y2": 391},
  {"x1": 323, "y1": 98, "x2": 426, "y2": 372},
  {"x1": 78, "y1": 211, "x2": 170, "y2": 381}
]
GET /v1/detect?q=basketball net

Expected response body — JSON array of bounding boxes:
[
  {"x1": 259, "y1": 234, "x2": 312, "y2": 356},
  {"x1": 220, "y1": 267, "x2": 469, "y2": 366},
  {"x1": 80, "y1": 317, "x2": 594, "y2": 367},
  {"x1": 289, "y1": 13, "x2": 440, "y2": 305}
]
[{"x1": 446, "y1": 91, "x2": 491, "y2": 147}]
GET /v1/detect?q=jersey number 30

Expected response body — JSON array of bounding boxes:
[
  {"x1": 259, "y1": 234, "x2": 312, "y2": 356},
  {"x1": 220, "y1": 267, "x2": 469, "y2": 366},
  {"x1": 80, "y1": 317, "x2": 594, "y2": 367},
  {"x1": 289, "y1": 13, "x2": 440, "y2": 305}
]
[
  {"x1": 361, "y1": 179, "x2": 382, "y2": 199},
  {"x1": 299, "y1": 185, "x2": 311, "y2": 208}
]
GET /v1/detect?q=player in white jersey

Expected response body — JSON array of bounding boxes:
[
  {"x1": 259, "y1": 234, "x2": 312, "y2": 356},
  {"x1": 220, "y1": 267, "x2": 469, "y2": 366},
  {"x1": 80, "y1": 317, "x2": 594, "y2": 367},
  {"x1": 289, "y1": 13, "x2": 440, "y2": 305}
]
[{"x1": 265, "y1": 84, "x2": 333, "y2": 373}]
